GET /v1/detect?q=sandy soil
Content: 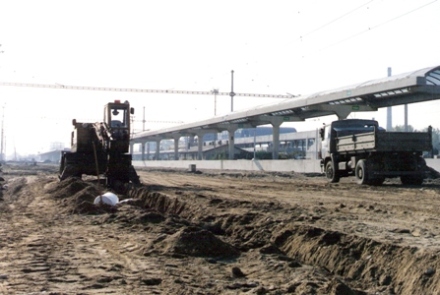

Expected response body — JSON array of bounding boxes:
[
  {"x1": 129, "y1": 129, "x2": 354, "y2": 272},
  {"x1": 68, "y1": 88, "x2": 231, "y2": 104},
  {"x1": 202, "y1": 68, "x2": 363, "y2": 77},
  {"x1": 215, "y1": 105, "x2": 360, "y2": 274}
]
[{"x1": 1, "y1": 163, "x2": 440, "y2": 294}]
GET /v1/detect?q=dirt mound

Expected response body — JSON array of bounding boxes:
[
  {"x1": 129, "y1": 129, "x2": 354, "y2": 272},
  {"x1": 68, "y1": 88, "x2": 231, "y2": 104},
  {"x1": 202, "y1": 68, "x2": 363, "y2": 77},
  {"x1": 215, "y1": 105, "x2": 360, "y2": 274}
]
[
  {"x1": 64, "y1": 186, "x2": 113, "y2": 214},
  {"x1": 160, "y1": 226, "x2": 240, "y2": 258},
  {"x1": 45, "y1": 177, "x2": 91, "y2": 198},
  {"x1": 5, "y1": 177, "x2": 28, "y2": 196},
  {"x1": 45, "y1": 177, "x2": 116, "y2": 214}
]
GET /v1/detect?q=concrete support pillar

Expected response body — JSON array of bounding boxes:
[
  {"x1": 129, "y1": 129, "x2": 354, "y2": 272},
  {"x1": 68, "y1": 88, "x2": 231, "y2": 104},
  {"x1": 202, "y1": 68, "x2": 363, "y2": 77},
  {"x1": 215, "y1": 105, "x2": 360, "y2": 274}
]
[
  {"x1": 141, "y1": 142, "x2": 146, "y2": 160},
  {"x1": 147, "y1": 142, "x2": 150, "y2": 160},
  {"x1": 173, "y1": 135, "x2": 180, "y2": 160},
  {"x1": 130, "y1": 142, "x2": 135, "y2": 155},
  {"x1": 268, "y1": 118, "x2": 283, "y2": 160},
  {"x1": 227, "y1": 126, "x2": 238, "y2": 160},
  {"x1": 155, "y1": 139, "x2": 161, "y2": 160},
  {"x1": 196, "y1": 132, "x2": 207, "y2": 160},
  {"x1": 272, "y1": 123, "x2": 281, "y2": 159}
]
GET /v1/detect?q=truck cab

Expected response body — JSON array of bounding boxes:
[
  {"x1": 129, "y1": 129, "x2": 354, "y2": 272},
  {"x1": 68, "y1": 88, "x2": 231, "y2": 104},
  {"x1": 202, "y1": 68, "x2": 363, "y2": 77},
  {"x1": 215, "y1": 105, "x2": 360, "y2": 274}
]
[{"x1": 320, "y1": 119, "x2": 381, "y2": 158}]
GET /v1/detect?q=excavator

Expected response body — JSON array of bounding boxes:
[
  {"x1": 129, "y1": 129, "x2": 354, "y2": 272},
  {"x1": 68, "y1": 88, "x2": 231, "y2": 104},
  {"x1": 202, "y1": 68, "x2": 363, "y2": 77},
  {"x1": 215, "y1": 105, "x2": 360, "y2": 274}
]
[{"x1": 59, "y1": 100, "x2": 140, "y2": 190}]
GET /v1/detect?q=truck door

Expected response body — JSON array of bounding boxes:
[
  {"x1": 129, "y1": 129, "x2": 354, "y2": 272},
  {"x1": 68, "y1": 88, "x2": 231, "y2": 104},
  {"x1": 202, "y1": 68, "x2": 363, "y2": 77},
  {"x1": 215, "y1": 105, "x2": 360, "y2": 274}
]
[{"x1": 319, "y1": 125, "x2": 331, "y2": 160}]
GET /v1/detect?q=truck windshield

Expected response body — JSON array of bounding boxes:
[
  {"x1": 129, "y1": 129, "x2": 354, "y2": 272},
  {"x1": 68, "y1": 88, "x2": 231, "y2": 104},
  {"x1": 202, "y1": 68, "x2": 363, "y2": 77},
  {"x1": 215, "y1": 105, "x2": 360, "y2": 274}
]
[{"x1": 110, "y1": 108, "x2": 127, "y2": 128}]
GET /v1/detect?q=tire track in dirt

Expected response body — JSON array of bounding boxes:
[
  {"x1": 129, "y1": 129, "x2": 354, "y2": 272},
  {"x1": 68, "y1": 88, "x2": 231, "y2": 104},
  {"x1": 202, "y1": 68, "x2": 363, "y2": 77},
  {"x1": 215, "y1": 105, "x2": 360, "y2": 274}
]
[
  {"x1": 0, "y1": 177, "x2": 166, "y2": 294},
  {"x1": 0, "y1": 177, "x2": 71, "y2": 293}
]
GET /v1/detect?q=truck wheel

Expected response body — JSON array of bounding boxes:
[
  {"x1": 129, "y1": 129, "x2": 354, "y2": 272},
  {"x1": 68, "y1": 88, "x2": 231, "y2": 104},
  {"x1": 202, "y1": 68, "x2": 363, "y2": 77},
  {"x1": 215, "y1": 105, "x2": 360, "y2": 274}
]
[
  {"x1": 355, "y1": 160, "x2": 369, "y2": 185},
  {"x1": 325, "y1": 161, "x2": 340, "y2": 183},
  {"x1": 370, "y1": 177, "x2": 385, "y2": 186},
  {"x1": 400, "y1": 175, "x2": 424, "y2": 185}
]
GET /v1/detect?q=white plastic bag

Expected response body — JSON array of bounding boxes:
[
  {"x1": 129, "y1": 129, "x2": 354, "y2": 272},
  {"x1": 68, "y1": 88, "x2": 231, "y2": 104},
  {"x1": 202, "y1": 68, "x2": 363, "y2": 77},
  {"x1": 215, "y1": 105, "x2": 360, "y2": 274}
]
[{"x1": 93, "y1": 192, "x2": 119, "y2": 206}]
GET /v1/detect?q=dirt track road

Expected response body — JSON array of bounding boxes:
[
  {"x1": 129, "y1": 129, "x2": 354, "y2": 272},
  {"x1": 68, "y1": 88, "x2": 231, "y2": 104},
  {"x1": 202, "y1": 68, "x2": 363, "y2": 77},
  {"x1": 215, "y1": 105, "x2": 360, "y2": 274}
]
[{"x1": 1, "y1": 164, "x2": 440, "y2": 294}]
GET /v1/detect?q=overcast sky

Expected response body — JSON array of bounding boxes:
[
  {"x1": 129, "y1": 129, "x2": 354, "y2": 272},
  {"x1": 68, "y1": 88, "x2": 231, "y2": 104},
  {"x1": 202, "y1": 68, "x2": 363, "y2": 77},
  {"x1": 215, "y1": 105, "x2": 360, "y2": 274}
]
[{"x1": 0, "y1": 0, "x2": 439, "y2": 157}]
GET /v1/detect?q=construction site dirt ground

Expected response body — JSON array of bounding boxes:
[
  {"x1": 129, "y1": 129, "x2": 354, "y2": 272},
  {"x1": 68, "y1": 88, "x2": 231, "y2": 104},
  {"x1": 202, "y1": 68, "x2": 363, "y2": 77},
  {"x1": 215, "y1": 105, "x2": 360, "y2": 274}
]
[{"x1": 1, "y1": 163, "x2": 440, "y2": 294}]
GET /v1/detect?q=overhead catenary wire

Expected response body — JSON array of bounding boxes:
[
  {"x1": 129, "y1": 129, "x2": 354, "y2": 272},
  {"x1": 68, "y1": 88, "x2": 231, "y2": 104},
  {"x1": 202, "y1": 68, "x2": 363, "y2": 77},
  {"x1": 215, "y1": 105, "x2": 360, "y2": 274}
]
[
  {"x1": 291, "y1": 0, "x2": 438, "y2": 59},
  {"x1": 0, "y1": 82, "x2": 293, "y2": 99},
  {"x1": 299, "y1": 0, "x2": 375, "y2": 41},
  {"x1": 35, "y1": 116, "x2": 185, "y2": 125},
  {"x1": 320, "y1": 0, "x2": 439, "y2": 51}
]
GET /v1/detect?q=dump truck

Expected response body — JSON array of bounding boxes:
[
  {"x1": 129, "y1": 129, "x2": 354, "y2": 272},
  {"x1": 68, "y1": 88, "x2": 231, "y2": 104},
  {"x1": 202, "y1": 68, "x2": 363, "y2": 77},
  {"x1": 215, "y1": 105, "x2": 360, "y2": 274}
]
[
  {"x1": 319, "y1": 119, "x2": 432, "y2": 185},
  {"x1": 59, "y1": 100, "x2": 140, "y2": 189}
]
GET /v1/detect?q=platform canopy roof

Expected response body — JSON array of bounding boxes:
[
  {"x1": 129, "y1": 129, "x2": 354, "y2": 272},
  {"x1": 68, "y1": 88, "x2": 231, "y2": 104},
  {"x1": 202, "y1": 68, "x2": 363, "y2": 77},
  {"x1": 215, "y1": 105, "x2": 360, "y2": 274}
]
[{"x1": 132, "y1": 65, "x2": 440, "y2": 142}]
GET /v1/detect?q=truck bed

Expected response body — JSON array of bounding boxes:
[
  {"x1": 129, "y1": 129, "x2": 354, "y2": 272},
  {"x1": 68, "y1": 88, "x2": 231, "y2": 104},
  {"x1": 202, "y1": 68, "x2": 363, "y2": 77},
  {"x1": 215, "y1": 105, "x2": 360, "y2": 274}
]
[{"x1": 336, "y1": 131, "x2": 431, "y2": 153}]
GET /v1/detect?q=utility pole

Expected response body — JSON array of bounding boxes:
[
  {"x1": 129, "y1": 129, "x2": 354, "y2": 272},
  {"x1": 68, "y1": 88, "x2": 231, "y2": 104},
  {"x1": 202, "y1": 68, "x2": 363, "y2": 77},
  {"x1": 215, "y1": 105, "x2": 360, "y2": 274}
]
[
  {"x1": 386, "y1": 67, "x2": 392, "y2": 131},
  {"x1": 143, "y1": 106, "x2": 146, "y2": 131},
  {"x1": 130, "y1": 115, "x2": 134, "y2": 138},
  {"x1": 211, "y1": 89, "x2": 219, "y2": 116},
  {"x1": 230, "y1": 70, "x2": 235, "y2": 112}
]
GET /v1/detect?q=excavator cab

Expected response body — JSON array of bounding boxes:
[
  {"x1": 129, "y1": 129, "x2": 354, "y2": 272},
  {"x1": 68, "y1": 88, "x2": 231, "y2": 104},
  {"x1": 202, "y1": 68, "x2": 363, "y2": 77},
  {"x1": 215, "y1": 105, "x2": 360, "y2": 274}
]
[
  {"x1": 105, "y1": 100, "x2": 135, "y2": 145},
  {"x1": 105, "y1": 100, "x2": 134, "y2": 130}
]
